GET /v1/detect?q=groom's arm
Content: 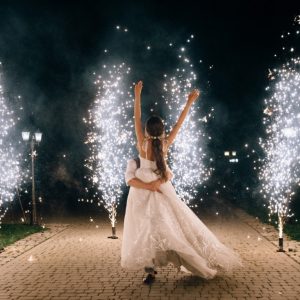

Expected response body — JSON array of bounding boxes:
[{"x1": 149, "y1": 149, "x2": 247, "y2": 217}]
[
  {"x1": 128, "y1": 178, "x2": 159, "y2": 191},
  {"x1": 125, "y1": 159, "x2": 161, "y2": 192}
]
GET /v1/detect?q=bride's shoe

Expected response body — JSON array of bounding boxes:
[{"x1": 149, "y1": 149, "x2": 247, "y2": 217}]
[
  {"x1": 143, "y1": 273, "x2": 155, "y2": 285},
  {"x1": 143, "y1": 266, "x2": 157, "y2": 284}
]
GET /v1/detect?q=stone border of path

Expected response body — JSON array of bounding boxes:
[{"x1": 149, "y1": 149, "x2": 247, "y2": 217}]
[
  {"x1": 234, "y1": 208, "x2": 300, "y2": 265},
  {"x1": 0, "y1": 223, "x2": 69, "y2": 267}
]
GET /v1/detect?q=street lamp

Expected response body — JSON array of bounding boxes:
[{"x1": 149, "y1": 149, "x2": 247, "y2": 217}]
[{"x1": 22, "y1": 130, "x2": 42, "y2": 225}]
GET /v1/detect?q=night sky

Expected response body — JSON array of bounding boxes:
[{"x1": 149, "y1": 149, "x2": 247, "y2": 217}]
[{"x1": 0, "y1": 0, "x2": 299, "y2": 215}]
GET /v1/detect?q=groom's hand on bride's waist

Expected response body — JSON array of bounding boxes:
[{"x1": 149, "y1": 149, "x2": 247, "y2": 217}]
[
  {"x1": 127, "y1": 177, "x2": 162, "y2": 193},
  {"x1": 148, "y1": 179, "x2": 163, "y2": 193}
]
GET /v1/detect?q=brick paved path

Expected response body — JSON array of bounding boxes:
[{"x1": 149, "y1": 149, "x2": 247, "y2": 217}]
[{"x1": 0, "y1": 212, "x2": 300, "y2": 300}]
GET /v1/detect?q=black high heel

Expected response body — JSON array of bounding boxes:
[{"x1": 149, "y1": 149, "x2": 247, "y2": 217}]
[{"x1": 143, "y1": 273, "x2": 155, "y2": 285}]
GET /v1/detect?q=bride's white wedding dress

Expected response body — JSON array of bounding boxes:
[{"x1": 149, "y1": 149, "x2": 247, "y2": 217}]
[{"x1": 121, "y1": 156, "x2": 242, "y2": 279}]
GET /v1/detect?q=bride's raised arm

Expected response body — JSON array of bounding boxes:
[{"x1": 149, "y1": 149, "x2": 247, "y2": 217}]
[
  {"x1": 134, "y1": 81, "x2": 145, "y2": 150},
  {"x1": 167, "y1": 89, "x2": 200, "y2": 146}
]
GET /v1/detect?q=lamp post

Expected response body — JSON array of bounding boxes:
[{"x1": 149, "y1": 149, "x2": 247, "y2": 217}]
[{"x1": 22, "y1": 131, "x2": 42, "y2": 225}]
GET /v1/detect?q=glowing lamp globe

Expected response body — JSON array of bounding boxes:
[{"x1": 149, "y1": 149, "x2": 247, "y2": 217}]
[
  {"x1": 22, "y1": 131, "x2": 30, "y2": 142},
  {"x1": 35, "y1": 132, "x2": 42, "y2": 143}
]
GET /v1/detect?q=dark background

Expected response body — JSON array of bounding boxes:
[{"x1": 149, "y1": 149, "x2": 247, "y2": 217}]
[{"x1": 0, "y1": 0, "x2": 299, "y2": 219}]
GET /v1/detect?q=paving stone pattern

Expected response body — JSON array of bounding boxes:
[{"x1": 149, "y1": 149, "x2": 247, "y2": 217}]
[{"x1": 0, "y1": 212, "x2": 300, "y2": 300}]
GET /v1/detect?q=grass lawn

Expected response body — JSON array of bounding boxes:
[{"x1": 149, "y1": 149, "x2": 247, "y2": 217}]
[
  {"x1": 284, "y1": 223, "x2": 300, "y2": 241},
  {"x1": 0, "y1": 224, "x2": 46, "y2": 250}
]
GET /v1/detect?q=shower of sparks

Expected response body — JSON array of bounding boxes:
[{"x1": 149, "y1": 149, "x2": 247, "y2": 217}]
[
  {"x1": 83, "y1": 28, "x2": 213, "y2": 211},
  {"x1": 258, "y1": 16, "x2": 300, "y2": 238},
  {"x1": 83, "y1": 63, "x2": 134, "y2": 227},
  {"x1": 259, "y1": 57, "x2": 300, "y2": 238},
  {"x1": 0, "y1": 63, "x2": 21, "y2": 226},
  {"x1": 162, "y1": 40, "x2": 214, "y2": 206}
]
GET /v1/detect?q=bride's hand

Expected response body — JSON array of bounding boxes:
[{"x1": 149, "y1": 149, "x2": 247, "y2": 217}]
[
  {"x1": 134, "y1": 81, "x2": 143, "y2": 97},
  {"x1": 187, "y1": 89, "x2": 200, "y2": 104}
]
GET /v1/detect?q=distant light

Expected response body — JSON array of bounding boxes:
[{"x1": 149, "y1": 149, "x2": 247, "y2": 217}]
[
  {"x1": 232, "y1": 151, "x2": 237, "y2": 156},
  {"x1": 224, "y1": 151, "x2": 230, "y2": 156},
  {"x1": 229, "y1": 158, "x2": 239, "y2": 163}
]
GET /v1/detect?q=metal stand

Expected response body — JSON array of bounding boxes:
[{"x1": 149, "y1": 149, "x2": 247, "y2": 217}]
[
  {"x1": 17, "y1": 189, "x2": 27, "y2": 224},
  {"x1": 30, "y1": 138, "x2": 38, "y2": 225},
  {"x1": 22, "y1": 131, "x2": 42, "y2": 226},
  {"x1": 107, "y1": 226, "x2": 118, "y2": 239},
  {"x1": 277, "y1": 237, "x2": 285, "y2": 252}
]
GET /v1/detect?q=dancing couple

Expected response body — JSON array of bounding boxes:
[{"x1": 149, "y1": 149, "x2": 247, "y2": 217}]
[{"x1": 121, "y1": 81, "x2": 242, "y2": 284}]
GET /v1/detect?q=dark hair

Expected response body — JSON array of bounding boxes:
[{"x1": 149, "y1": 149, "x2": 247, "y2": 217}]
[{"x1": 145, "y1": 115, "x2": 167, "y2": 180}]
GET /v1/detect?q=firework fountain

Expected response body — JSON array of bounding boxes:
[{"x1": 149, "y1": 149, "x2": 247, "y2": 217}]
[
  {"x1": 162, "y1": 40, "x2": 213, "y2": 206},
  {"x1": 259, "y1": 57, "x2": 300, "y2": 251},
  {"x1": 258, "y1": 16, "x2": 300, "y2": 251},
  {"x1": 84, "y1": 63, "x2": 134, "y2": 238},
  {"x1": 83, "y1": 28, "x2": 213, "y2": 234},
  {"x1": 0, "y1": 62, "x2": 21, "y2": 227}
]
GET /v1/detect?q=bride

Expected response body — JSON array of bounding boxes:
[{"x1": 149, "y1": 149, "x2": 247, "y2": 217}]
[{"x1": 121, "y1": 81, "x2": 242, "y2": 284}]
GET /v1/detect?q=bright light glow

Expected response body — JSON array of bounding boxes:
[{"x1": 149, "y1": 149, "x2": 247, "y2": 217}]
[
  {"x1": 35, "y1": 132, "x2": 42, "y2": 143},
  {"x1": 163, "y1": 45, "x2": 213, "y2": 206},
  {"x1": 84, "y1": 63, "x2": 134, "y2": 227},
  {"x1": 259, "y1": 57, "x2": 300, "y2": 238},
  {"x1": 22, "y1": 131, "x2": 30, "y2": 141},
  {"x1": 0, "y1": 66, "x2": 21, "y2": 225},
  {"x1": 229, "y1": 158, "x2": 239, "y2": 163}
]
